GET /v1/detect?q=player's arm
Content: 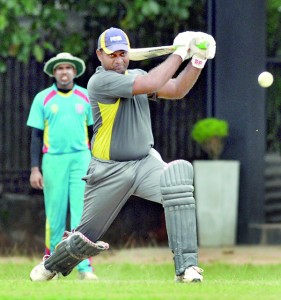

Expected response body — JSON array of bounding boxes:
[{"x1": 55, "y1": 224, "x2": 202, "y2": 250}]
[
  {"x1": 132, "y1": 31, "x2": 195, "y2": 95},
  {"x1": 87, "y1": 125, "x2": 93, "y2": 141},
  {"x1": 132, "y1": 55, "x2": 201, "y2": 99},
  {"x1": 132, "y1": 54, "x2": 183, "y2": 95},
  {"x1": 157, "y1": 62, "x2": 202, "y2": 100},
  {"x1": 132, "y1": 31, "x2": 215, "y2": 97},
  {"x1": 30, "y1": 127, "x2": 44, "y2": 190},
  {"x1": 157, "y1": 32, "x2": 216, "y2": 99}
]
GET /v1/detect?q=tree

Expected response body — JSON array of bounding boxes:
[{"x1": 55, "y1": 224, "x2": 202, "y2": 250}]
[
  {"x1": 0, "y1": 0, "x2": 204, "y2": 73},
  {"x1": 266, "y1": 0, "x2": 281, "y2": 153},
  {"x1": 267, "y1": 0, "x2": 281, "y2": 57},
  {"x1": 0, "y1": 0, "x2": 60, "y2": 72}
]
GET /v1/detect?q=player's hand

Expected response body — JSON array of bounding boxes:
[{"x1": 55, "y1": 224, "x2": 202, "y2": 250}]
[
  {"x1": 190, "y1": 33, "x2": 216, "y2": 69},
  {"x1": 30, "y1": 167, "x2": 44, "y2": 190},
  {"x1": 173, "y1": 31, "x2": 197, "y2": 61},
  {"x1": 190, "y1": 33, "x2": 216, "y2": 59}
]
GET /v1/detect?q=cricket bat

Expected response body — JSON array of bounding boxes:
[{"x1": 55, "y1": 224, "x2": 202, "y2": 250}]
[{"x1": 129, "y1": 42, "x2": 209, "y2": 61}]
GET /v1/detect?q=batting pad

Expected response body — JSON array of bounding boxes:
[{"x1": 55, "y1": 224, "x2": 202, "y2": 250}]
[
  {"x1": 160, "y1": 160, "x2": 198, "y2": 276},
  {"x1": 44, "y1": 231, "x2": 109, "y2": 276}
]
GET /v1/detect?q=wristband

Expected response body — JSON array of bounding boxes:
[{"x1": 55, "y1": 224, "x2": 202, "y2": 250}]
[
  {"x1": 173, "y1": 47, "x2": 188, "y2": 61},
  {"x1": 191, "y1": 54, "x2": 207, "y2": 69}
]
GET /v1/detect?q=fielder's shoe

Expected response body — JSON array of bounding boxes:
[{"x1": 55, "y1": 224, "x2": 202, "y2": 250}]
[
  {"x1": 30, "y1": 255, "x2": 57, "y2": 282},
  {"x1": 79, "y1": 271, "x2": 99, "y2": 280},
  {"x1": 175, "y1": 266, "x2": 203, "y2": 283}
]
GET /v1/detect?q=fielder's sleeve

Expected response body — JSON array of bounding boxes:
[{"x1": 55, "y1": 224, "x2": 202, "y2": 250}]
[{"x1": 26, "y1": 94, "x2": 45, "y2": 130}]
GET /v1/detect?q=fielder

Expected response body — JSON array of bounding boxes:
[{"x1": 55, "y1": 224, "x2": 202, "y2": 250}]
[
  {"x1": 30, "y1": 28, "x2": 216, "y2": 283},
  {"x1": 27, "y1": 53, "x2": 97, "y2": 280}
]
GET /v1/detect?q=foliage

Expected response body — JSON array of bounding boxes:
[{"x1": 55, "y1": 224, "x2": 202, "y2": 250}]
[
  {"x1": 0, "y1": 0, "x2": 206, "y2": 73},
  {"x1": 265, "y1": 63, "x2": 281, "y2": 152},
  {"x1": 0, "y1": 0, "x2": 59, "y2": 72},
  {"x1": 266, "y1": 0, "x2": 281, "y2": 153},
  {"x1": 191, "y1": 118, "x2": 229, "y2": 144},
  {"x1": 266, "y1": 0, "x2": 281, "y2": 57},
  {"x1": 191, "y1": 118, "x2": 229, "y2": 159}
]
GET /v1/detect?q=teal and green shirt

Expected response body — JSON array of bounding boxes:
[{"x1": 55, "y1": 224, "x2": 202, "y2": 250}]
[{"x1": 27, "y1": 84, "x2": 93, "y2": 154}]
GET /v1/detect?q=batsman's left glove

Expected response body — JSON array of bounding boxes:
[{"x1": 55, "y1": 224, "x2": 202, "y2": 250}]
[{"x1": 172, "y1": 31, "x2": 198, "y2": 61}]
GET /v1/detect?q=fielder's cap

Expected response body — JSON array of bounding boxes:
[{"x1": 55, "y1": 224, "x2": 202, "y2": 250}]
[
  {"x1": 43, "y1": 52, "x2": 86, "y2": 78},
  {"x1": 98, "y1": 27, "x2": 130, "y2": 54}
]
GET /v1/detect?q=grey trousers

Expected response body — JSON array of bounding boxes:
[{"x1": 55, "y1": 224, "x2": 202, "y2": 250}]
[{"x1": 76, "y1": 149, "x2": 166, "y2": 242}]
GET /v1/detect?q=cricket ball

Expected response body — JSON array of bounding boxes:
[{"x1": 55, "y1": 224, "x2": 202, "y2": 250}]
[{"x1": 258, "y1": 71, "x2": 274, "y2": 88}]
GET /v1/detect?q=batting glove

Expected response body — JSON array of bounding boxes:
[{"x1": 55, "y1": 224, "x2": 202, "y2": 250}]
[
  {"x1": 190, "y1": 33, "x2": 216, "y2": 69},
  {"x1": 172, "y1": 31, "x2": 198, "y2": 61}
]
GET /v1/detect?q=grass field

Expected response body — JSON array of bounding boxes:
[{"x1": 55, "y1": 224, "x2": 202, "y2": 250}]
[{"x1": 1, "y1": 247, "x2": 281, "y2": 300}]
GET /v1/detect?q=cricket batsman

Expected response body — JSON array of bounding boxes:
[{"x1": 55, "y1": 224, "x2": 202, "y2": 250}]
[{"x1": 30, "y1": 28, "x2": 216, "y2": 283}]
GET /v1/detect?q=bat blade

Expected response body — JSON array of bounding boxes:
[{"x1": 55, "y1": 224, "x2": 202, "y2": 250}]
[{"x1": 129, "y1": 45, "x2": 176, "y2": 61}]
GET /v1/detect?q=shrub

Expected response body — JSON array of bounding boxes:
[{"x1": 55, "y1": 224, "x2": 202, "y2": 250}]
[{"x1": 191, "y1": 118, "x2": 229, "y2": 159}]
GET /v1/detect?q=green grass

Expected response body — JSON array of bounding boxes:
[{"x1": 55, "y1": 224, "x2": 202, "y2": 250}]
[{"x1": 0, "y1": 258, "x2": 281, "y2": 300}]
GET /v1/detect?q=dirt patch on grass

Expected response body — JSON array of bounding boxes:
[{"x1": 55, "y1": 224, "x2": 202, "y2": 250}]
[
  {"x1": 1, "y1": 246, "x2": 281, "y2": 265},
  {"x1": 93, "y1": 245, "x2": 281, "y2": 265},
  {"x1": 198, "y1": 246, "x2": 281, "y2": 265}
]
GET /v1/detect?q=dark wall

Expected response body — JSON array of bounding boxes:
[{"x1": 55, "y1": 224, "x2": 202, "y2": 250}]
[{"x1": 208, "y1": 0, "x2": 266, "y2": 243}]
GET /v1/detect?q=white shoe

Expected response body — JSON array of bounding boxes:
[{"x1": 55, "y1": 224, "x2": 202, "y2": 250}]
[
  {"x1": 30, "y1": 255, "x2": 57, "y2": 282},
  {"x1": 175, "y1": 266, "x2": 203, "y2": 283},
  {"x1": 79, "y1": 271, "x2": 99, "y2": 280}
]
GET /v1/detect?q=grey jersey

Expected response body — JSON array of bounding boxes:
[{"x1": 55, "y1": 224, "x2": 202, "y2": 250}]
[{"x1": 87, "y1": 66, "x2": 154, "y2": 161}]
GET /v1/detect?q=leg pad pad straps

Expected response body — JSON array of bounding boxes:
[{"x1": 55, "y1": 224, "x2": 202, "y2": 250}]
[
  {"x1": 44, "y1": 231, "x2": 109, "y2": 276},
  {"x1": 160, "y1": 160, "x2": 198, "y2": 276}
]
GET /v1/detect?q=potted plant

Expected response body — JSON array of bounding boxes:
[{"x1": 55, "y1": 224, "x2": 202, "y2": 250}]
[
  {"x1": 191, "y1": 118, "x2": 240, "y2": 247},
  {"x1": 191, "y1": 118, "x2": 229, "y2": 160}
]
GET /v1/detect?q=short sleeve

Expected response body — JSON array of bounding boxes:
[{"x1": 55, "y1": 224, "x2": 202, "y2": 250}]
[{"x1": 26, "y1": 94, "x2": 45, "y2": 130}]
